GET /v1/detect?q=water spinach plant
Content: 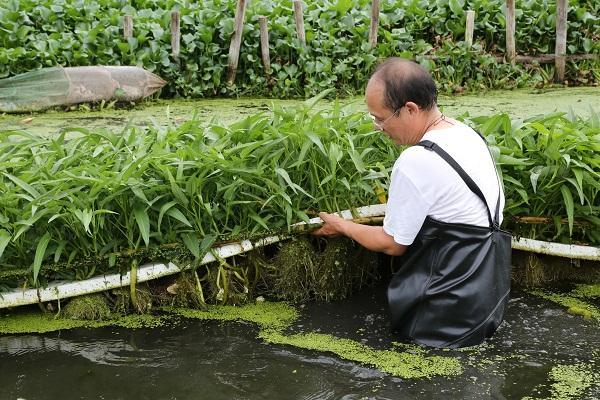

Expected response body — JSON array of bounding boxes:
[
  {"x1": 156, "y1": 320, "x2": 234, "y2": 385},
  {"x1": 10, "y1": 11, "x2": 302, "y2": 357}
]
[{"x1": 0, "y1": 101, "x2": 598, "y2": 301}]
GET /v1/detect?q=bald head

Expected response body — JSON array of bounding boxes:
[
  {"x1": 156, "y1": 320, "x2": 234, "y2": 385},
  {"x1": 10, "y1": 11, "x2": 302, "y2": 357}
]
[{"x1": 368, "y1": 58, "x2": 437, "y2": 112}]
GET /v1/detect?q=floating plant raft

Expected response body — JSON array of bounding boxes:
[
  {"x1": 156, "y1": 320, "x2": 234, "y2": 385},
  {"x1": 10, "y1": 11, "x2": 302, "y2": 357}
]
[
  {"x1": 1, "y1": 203, "x2": 598, "y2": 310},
  {"x1": 0, "y1": 205, "x2": 385, "y2": 309}
]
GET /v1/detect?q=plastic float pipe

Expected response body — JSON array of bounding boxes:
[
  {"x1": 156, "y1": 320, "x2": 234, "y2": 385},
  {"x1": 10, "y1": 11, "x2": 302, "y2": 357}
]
[
  {"x1": 1, "y1": 203, "x2": 598, "y2": 309},
  {"x1": 511, "y1": 237, "x2": 600, "y2": 261}
]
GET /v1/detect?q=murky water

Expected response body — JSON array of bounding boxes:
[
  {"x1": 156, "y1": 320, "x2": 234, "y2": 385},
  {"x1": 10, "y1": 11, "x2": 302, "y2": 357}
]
[
  {"x1": 1, "y1": 87, "x2": 598, "y2": 136},
  {"x1": 1, "y1": 285, "x2": 598, "y2": 400}
]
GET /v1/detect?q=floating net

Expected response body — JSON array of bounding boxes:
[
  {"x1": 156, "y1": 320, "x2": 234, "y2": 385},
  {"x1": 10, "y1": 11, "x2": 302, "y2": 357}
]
[{"x1": 0, "y1": 66, "x2": 166, "y2": 112}]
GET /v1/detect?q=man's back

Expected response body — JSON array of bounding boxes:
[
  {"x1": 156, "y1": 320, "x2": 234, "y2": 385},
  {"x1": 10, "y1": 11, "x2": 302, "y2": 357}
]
[{"x1": 383, "y1": 122, "x2": 504, "y2": 246}]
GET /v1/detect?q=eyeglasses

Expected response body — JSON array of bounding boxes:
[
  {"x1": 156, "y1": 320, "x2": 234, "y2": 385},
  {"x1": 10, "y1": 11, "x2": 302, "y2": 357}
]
[{"x1": 369, "y1": 108, "x2": 401, "y2": 131}]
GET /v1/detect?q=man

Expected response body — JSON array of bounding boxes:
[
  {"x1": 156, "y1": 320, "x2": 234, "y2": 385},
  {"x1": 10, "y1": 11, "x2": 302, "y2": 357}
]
[{"x1": 314, "y1": 58, "x2": 511, "y2": 348}]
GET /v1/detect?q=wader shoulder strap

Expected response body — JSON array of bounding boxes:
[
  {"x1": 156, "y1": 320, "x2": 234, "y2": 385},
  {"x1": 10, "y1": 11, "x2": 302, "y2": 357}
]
[{"x1": 417, "y1": 140, "x2": 500, "y2": 228}]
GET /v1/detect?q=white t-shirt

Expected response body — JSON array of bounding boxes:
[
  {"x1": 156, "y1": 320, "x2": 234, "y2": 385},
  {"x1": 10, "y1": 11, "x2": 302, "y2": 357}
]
[{"x1": 383, "y1": 123, "x2": 504, "y2": 246}]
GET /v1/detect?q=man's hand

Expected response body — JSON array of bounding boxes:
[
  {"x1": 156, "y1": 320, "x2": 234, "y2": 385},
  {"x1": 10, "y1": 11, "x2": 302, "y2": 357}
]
[
  {"x1": 311, "y1": 211, "x2": 407, "y2": 256},
  {"x1": 312, "y1": 212, "x2": 348, "y2": 237}
]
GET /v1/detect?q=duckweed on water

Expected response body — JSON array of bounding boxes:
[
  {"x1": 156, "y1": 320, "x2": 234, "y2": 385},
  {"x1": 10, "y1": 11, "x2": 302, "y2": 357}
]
[
  {"x1": 164, "y1": 301, "x2": 299, "y2": 331},
  {"x1": 0, "y1": 310, "x2": 167, "y2": 334},
  {"x1": 167, "y1": 301, "x2": 462, "y2": 379},
  {"x1": 570, "y1": 284, "x2": 600, "y2": 300},
  {"x1": 529, "y1": 290, "x2": 600, "y2": 322},
  {"x1": 259, "y1": 330, "x2": 462, "y2": 379},
  {"x1": 523, "y1": 364, "x2": 599, "y2": 400}
]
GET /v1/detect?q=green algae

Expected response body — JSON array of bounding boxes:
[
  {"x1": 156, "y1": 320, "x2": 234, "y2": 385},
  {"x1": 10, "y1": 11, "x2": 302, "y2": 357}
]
[
  {"x1": 0, "y1": 310, "x2": 167, "y2": 334},
  {"x1": 522, "y1": 363, "x2": 599, "y2": 400},
  {"x1": 110, "y1": 314, "x2": 168, "y2": 329},
  {"x1": 570, "y1": 284, "x2": 600, "y2": 300},
  {"x1": 529, "y1": 290, "x2": 600, "y2": 322},
  {"x1": 164, "y1": 301, "x2": 299, "y2": 331},
  {"x1": 259, "y1": 330, "x2": 462, "y2": 379}
]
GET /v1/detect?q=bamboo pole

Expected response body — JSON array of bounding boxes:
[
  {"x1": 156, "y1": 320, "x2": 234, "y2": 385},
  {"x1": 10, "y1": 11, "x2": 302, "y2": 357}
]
[
  {"x1": 505, "y1": 54, "x2": 597, "y2": 63},
  {"x1": 465, "y1": 10, "x2": 475, "y2": 46},
  {"x1": 505, "y1": 0, "x2": 516, "y2": 64},
  {"x1": 258, "y1": 16, "x2": 271, "y2": 75},
  {"x1": 171, "y1": 10, "x2": 181, "y2": 58},
  {"x1": 512, "y1": 216, "x2": 591, "y2": 227},
  {"x1": 369, "y1": 0, "x2": 380, "y2": 49},
  {"x1": 422, "y1": 53, "x2": 596, "y2": 64},
  {"x1": 227, "y1": 0, "x2": 247, "y2": 84},
  {"x1": 293, "y1": 0, "x2": 306, "y2": 48},
  {"x1": 123, "y1": 15, "x2": 133, "y2": 39},
  {"x1": 555, "y1": 0, "x2": 568, "y2": 82}
]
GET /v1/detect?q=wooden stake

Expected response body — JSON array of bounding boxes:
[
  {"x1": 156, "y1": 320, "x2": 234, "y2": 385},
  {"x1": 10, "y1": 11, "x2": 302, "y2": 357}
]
[
  {"x1": 369, "y1": 0, "x2": 380, "y2": 49},
  {"x1": 258, "y1": 16, "x2": 271, "y2": 75},
  {"x1": 505, "y1": 0, "x2": 516, "y2": 64},
  {"x1": 171, "y1": 11, "x2": 181, "y2": 58},
  {"x1": 227, "y1": 0, "x2": 247, "y2": 84},
  {"x1": 293, "y1": 0, "x2": 306, "y2": 48},
  {"x1": 123, "y1": 15, "x2": 133, "y2": 39},
  {"x1": 555, "y1": 0, "x2": 568, "y2": 82},
  {"x1": 465, "y1": 10, "x2": 475, "y2": 46}
]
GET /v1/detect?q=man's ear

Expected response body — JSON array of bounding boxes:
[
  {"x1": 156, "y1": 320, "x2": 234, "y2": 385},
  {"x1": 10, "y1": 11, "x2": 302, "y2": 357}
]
[{"x1": 404, "y1": 101, "x2": 420, "y2": 115}]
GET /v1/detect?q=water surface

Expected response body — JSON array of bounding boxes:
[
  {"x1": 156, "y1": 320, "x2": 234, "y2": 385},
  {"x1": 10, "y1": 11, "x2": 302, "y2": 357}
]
[
  {"x1": 1, "y1": 87, "x2": 598, "y2": 136},
  {"x1": 1, "y1": 286, "x2": 598, "y2": 399}
]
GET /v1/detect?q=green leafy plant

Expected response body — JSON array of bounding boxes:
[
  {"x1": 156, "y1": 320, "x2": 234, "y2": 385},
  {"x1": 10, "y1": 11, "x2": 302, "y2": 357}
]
[
  {"x1": 0, "y1": 0, "x2": 597, "y2": 97},
  {"x1": 0, "y1": 101, "x2": 598, "y2": 297}
]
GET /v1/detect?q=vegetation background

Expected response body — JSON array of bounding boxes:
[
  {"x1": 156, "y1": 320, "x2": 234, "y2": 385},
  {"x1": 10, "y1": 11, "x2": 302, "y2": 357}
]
[{"x1": 0, "y1": 0, "x2": 598, "y2": 97}]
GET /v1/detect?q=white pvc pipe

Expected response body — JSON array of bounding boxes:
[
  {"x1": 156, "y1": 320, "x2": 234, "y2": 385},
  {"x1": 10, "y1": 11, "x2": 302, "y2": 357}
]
[
  {"x1": 1, "y1": 203, "x2": 597, "y2": 309},
  {"x1": 511, "y1": 237, "x2": 600, "y2": 261}
]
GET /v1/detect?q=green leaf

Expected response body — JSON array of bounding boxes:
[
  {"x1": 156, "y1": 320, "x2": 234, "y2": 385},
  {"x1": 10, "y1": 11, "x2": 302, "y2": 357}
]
[
  {"x1": 304, "y1": 88, "x2": 335, "y2": 110},
  {"x1": 133, "y1": 204, "x2": 150, "y2": 246},
  {"x1": 449, "y1": 0, "x2": 464, "y2": 16},
  {"x1": 131, "y1": 186, "x2": 149, "y2": 204},
  {"x1": 54, "y1": 240, "x2": 67, "y2": 263},
  {"x1": 198, "y1": 234, "x2": 217, "y2": 259},
  {"x1": 348, "y1": 149, "x2": 366, "y2": 173},
  {"x1": 182, "y1": 233, "x2": 200, "y2": 259},
  {"x1": 166, "y1": 207, "x2": 192, "y2": 227},
  {"x1": 0, "y1": 229, "x2": 11, "y2": 260},
  {"x1": 158, "y1": 201, "x2": 177, "y2": 232},
  {"x1": 275, "y1": 168, "x2": 297, "y2": 194},
  {"x1": 74, "y1": 209, "x2": 93, "y2": 235},
  {"x1": 560, "y1": 185, "x2": 574, "y2": 236},
  {"x1": 565, "y1": 177, "x2": 585, "y2": 206},
  {"x1": 3, "y1": 173, "x2": 40, "y2": 198},
  {"x1": 33, "y1": 232, "x2": 51, "y2": 284}
]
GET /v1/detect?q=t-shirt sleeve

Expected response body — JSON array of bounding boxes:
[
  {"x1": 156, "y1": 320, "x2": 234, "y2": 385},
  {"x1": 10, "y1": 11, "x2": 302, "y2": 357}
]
[{"x1": 383, "y1": 153, "x2": 434, "y2": 246}]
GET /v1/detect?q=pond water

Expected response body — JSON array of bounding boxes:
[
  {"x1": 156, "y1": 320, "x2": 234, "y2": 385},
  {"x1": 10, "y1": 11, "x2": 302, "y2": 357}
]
[
  {"x1": 0, "y1": 87, "x2": 598, "y2": 136},
  {"x1": 1, "y1": 285, "x2": 598, "y2": 399}
]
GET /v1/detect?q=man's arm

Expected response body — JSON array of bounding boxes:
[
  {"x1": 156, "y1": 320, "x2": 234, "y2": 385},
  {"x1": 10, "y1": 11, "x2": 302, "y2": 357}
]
[{"x1": 312, "y1": 212, "x2": 407, "y2": 256}]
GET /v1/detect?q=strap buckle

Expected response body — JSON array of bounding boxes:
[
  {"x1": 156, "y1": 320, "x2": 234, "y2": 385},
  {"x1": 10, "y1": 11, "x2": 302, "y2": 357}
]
[{"x1": 419, "y1": 140, "x2": 436, "y2": 151}]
